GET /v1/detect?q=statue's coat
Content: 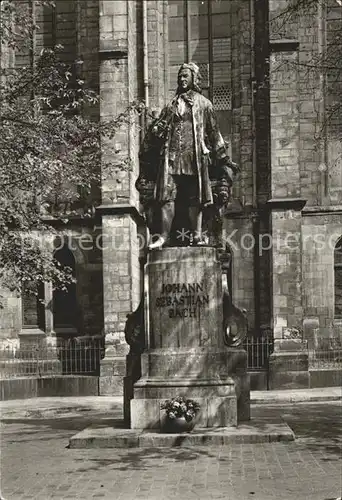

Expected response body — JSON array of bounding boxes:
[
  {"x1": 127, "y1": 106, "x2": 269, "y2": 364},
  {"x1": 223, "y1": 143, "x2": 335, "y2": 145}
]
[{"x1": 138, "y1": 90, "x2": 231, "y2": 207}]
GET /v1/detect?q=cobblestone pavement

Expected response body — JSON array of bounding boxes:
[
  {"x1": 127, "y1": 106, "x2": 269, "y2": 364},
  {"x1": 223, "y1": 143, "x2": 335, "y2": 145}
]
[{"x1": 1, "y1": 402, "x2": 341, "y2": 500}]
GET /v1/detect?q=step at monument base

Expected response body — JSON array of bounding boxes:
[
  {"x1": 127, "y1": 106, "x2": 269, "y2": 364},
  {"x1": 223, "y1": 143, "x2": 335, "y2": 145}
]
[
  {"x1": 69, "y1": 418, "x2": 295, "y2": 448},
  {"x1": 131, "y1": 376, "x2": 249, "y2": 428}
]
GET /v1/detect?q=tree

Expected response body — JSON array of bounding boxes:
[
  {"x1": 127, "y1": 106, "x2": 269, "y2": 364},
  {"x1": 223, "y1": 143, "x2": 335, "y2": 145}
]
[{"x1": 0, "y1": 0, "x2": 142, "y2": 297}]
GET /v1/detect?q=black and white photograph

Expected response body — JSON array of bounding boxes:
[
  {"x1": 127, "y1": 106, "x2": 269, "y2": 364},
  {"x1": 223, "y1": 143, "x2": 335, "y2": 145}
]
[{"x1": 0, "y1": 0, "x2": 341, "y2": 499}]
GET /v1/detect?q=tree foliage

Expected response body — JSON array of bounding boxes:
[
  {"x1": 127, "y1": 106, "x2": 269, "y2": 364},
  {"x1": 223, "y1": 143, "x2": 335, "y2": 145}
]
[{"x1": 0, "y1": 0, "x2": 142, "y2": 296}]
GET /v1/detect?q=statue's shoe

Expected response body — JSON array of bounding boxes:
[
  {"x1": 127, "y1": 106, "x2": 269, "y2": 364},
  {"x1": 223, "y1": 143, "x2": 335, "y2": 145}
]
[
  {"x1": 192, "y1": 234, "x2": 209, "y2": 246},
  {"x1": 148, "y1": 236, "x2": 166, "y2": 250}
]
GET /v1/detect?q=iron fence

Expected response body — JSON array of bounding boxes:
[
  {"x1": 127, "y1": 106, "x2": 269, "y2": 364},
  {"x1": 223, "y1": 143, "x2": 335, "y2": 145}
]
[
  {"x1": 309, "y1": 349, "x2": 342, "y2": 369},
  {"x1": 243, "y1": 336, "x2": 274, "y2": 371},
  {"x1": 1, "y1": 336, "x2": 341, "y2": 379},
  {"x1": 243, "y1": 336, "x2": 342, "y2": 371},
  {"x1": 308, "y1": 337, "x2": 342, "y2": 369},
  {"x1": 308, "y1": 338, "x2": 342, "y2": 369},
  {"x1": 0, "y1": 338, "x2": 104, "y2": 379}
]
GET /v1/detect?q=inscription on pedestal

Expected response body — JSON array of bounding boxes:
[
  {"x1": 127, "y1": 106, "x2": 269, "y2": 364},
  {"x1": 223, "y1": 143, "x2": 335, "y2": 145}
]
[
  {"x1": 146, "y1": 248, "x2": 223, "y2": 348},
  {"x1": 155, "y1": 282, "x2": 210, "y2": 318}
]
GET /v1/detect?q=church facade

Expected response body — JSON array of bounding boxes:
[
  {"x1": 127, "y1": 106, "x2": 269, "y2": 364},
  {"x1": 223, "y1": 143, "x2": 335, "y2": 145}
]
[{"x1": 0, "y1": 0, "x2": 341, "y2": 393}]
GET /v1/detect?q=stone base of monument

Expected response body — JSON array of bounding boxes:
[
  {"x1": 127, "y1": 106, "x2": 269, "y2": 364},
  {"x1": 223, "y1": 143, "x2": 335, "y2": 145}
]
[
  {"x1": 68, "y1": 245, "x2": 296, "y2": 447},
  {"x1": 69, "y1": 418, "x2": 295, "y2": 448},
  {"x1": 69, "y1": 246, "x2": 285, "y2": 448},
  {"x1": 129, "y1": 348, "x2": 250, "y2": 429}
]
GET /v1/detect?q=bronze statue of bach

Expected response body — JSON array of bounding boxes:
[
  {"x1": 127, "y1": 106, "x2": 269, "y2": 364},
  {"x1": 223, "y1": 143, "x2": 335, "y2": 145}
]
[{"x1": 136, "y1": 62, "x2": 238, "y2": 249}]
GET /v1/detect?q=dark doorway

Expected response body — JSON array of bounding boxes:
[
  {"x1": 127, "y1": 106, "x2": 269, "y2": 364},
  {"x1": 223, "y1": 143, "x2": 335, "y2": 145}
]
[{"x1": 53, "y1": 245, "x2": 78, "y2": 331}]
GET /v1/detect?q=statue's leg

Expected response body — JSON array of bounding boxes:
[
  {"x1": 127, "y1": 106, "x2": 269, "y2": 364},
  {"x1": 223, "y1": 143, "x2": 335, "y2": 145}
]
[
  {"x1": 180, "y1": 175, "x2": 204, "y2": 245},
  {"x1": 188, "y1": 205, "x2": 207, "y2": 245},
  {"x1": 188, "y1": 205, "x2": 201, "y2": 236},
  {"x1": 160, "y1": 201, "x2": 175, "y2": 241},
  {"x1": 148, "y1": 201, "x2": 175, "y2": 249},
  {"x1": 145, "y1": 204, "x2": 155, "y2": 235},
  {"x1": 148, "y1": 174, "x2": 177, "y2": 250}
]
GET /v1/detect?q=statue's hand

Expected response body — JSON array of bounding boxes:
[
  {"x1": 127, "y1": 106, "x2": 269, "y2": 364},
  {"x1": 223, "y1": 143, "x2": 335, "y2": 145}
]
[
  {"x1": 151, "y1": 119, "x2": 169, "y2": 140},
  {"x1": 211, "y1": 178, "x2": 231, "y2": 207},
  {"x1": 136, "y1": 177, "x2": 155, "y2": 206},
  {"x1": 221, "y1": 165, "x2": 234, "y2": 185},
  {"x1": 217, "y1": 184, "x2": 231, "y2": 205}
]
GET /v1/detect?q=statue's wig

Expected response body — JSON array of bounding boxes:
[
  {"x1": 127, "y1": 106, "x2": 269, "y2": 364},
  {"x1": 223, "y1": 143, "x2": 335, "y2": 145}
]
[{"x1": 177, "y1": 62, "x2": 202, "y2": 93}]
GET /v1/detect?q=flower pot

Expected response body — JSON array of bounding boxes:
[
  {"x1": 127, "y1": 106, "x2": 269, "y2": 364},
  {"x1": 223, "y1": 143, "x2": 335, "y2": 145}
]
[{"x1": 161, "y1": 416, "x2": 196, "y2": 434}]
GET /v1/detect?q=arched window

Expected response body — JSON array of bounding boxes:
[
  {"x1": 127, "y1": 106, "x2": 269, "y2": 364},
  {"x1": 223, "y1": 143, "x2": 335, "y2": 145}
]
[
  {"x1": 334, "y1": 237, "x2": 342, "y2": 319},
  {"x1": 53, "y1": 245, "x2": 78, "y2": 331},
  {"x1": 22, "y1": 282, "x2": 45, "y2": 331}
]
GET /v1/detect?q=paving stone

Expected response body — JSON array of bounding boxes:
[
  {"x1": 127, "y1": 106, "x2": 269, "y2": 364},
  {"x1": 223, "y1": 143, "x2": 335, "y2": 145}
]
[{"x1": 1, "y1": 402, "x2": 341, "y2": 500}]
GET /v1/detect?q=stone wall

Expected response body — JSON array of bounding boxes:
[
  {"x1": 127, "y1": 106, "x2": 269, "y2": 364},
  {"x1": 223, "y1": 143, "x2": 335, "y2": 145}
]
[
  {"x1": 222, "y1": 0, "x2": 257, "y2": 335},
  {"x1": 98, "y1": 0, "x2": 142, "y2": 394},
  {"x1": 0, "y1": 290, "x2": 21, "y2": 342},
  {"x1": 302, "y1": 211, "x2": 342, "y2": 336},
  {"x1": 269, "y1": 0, "x2": 322, "y2": 205},
  {"x1": 269, "y1": 0, "x2": 342, "y2": 208},
  {"x1": 231, "y1": 0, "x2": 254, "y2": 207},
  {"x1": 269, "y1": 0, "x2": 342, "y2": 340},
  {"x1": 253, "y1": 0, "x2": 273, "y2": 334},
  {"x1": 146, "y1": 0, "x2": 167, "y2": 111},
  {"x1": 224, "y1": 217, "x2": 255, "y2": 331},
  {"x1": 326, "y1": 0, "x2": 342, "y2": 204},
  {"x1": 101, "y1": 216, "x2": 140, "y2": 347},
  {"x1": 270, "y1": 49, "x2": 300, "y2": 199},
  {"x1": 271, "y1": 208, "x2": 303, "y2": 338}
]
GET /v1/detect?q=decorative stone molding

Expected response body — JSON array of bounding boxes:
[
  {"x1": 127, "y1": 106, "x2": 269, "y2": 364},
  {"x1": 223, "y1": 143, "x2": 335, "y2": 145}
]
[
  {"x1": 302, "y1": 205, "x2": 342, "y2": 217},
  {"x1": 99, "y1": 40, "x2": 128, "y2": 60},
  {"x1": 266, "y1": 198, "x2": 307, "y2": 211},
  {"x1": 270, "y1": 39, "x2": 300, "y2": 53},
  {"x1": 96, "y1": 204, "x2": 145, "y2": 227}
]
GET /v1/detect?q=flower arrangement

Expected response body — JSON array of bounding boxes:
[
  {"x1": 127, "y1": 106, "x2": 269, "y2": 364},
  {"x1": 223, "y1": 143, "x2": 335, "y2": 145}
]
[
  {"x1": 161, "y1": 396, "x2": 200, "y2": 422},
  {"x1": 282, "y1": 327, "x2": 303, "y2": 340}
]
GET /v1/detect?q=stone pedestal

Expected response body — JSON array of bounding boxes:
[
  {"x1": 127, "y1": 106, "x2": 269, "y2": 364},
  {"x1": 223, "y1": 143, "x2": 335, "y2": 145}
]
[{"x1": 130, "y1": 247, "x2": 250, "y2": 429}]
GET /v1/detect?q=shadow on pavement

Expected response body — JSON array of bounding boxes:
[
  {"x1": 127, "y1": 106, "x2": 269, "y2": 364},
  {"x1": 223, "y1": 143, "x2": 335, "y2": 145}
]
[
  {"x1": 252, "y1": 402, "x2": 342, "y2": 458},
  {"x1": 0, "y1": 415, "x2": 120, "y2": 443},
  {"x1": 65, "y1": 446, "x2": 233, "y2": 473},
  {"x1": 2, "y1": 401, "x2": 341, "y2": 463}
]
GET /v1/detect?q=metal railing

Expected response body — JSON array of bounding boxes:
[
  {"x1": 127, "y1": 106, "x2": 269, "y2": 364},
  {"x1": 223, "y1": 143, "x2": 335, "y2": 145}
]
[
  {"x1": 309, "y1": 349, "x2": 342, "y2": 369},
  {"x1": 309, "y1": 338, "x2": 342, "y2": 369},
  {"x1": 243, "y1": 336, "x2": 274, "y2": 371},
  {"x1": 0, "y1": 338, "x2": 104, "y2": 379},
  {"x1": 1, "y1": 336, "x2": 341, "y2": 379},
  {"x1": 243, "y1": 336, "x2": 342, "y2": 371}
]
